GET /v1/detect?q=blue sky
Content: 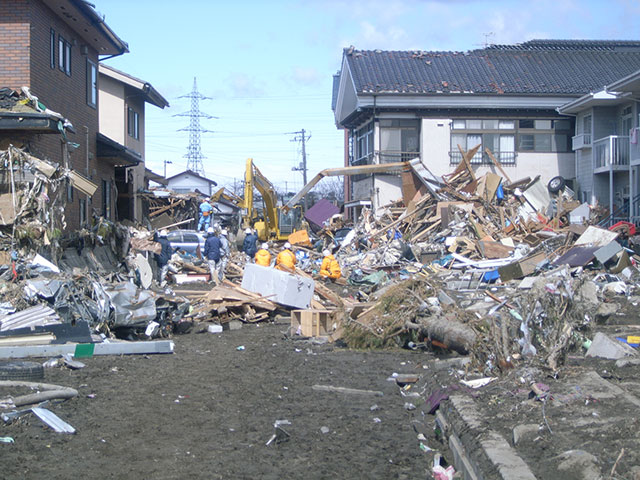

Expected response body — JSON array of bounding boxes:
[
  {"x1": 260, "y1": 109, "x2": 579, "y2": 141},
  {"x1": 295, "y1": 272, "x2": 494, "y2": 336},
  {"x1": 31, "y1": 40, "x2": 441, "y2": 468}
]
[{"x1": 98, "y1": 0, "x2": 639, "y2": 193}]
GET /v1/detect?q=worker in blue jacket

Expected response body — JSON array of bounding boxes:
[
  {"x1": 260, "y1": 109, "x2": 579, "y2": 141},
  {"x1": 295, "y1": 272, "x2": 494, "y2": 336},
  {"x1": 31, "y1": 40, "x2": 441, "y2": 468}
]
[
  {"x1": 198, "y1": 198, "x2": 214, "y2": 232},
  {"x1": 242, "y1": 227, "x2": 258, "y2": 262},
  {"x1": 154, "y1": 229, "x2": 173, "y2": 285},
  {"x1": 203, "y1": 227, "x2": 222, "y2": 284}
]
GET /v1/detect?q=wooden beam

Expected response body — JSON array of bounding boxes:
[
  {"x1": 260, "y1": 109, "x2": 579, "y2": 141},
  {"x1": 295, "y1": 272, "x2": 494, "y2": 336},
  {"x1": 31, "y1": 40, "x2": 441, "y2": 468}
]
[
  {"x1": 457, "y1": 144, "x2": 480, "y2": 181},
  {"x1": 485, "y1": 147, "x2": 512, "y2": 184}
]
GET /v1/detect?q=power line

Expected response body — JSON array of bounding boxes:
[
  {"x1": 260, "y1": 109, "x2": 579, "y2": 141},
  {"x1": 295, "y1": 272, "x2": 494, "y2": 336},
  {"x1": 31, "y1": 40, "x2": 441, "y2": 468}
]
[
  {"x1": 173, "y1": 77, "x2": 217, "y2": 176},
  {"x1": 289, "y1": 129, "x2": 310, "y2": 209}
]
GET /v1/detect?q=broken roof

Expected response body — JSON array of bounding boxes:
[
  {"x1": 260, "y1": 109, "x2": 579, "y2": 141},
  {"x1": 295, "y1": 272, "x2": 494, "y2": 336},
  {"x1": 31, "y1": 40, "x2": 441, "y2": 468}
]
[{"x1": 343, "y1": 40, "x2": 640, "y2": 96}]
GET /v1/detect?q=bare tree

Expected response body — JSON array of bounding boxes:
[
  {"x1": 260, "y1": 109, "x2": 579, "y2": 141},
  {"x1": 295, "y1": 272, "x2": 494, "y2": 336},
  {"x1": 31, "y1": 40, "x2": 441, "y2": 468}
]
[{"x1": 311, "y1": 176, "x2": 344, "y2": 204}]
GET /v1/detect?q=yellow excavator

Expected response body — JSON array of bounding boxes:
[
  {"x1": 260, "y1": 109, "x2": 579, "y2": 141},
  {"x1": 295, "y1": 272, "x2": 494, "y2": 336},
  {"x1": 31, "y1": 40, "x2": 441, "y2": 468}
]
[
  {"x1": 240, "y1": 158, "x2": 303, "y2": 241},
  {"x1": 240, "y1": 158, "x2": 411, "y2": 241}
]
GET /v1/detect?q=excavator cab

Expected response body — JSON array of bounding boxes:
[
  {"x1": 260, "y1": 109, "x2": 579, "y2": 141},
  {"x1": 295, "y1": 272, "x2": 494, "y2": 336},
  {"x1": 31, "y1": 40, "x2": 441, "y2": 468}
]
[{"x1": 278, "y1": 206, "x2": 302, "y2": 237}]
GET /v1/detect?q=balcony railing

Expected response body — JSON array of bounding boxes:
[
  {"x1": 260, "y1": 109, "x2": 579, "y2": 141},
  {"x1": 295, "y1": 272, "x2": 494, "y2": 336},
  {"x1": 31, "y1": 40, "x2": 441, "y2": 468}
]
[
  {"x1": 630, "y1": 130, "x2": 640, "y2": 164},
  {"x1": 378, "y1": 150, "x2": 420, "y2": 164},
  {"x1": 450, "y1": 150, "x2": 516, "y2": 166},
  {"x1": 594, "y1": 136, "x2": 629, "y2": 169},
  {"x1": 571, "y1": 133, "x2": 592, "y2": 150}
]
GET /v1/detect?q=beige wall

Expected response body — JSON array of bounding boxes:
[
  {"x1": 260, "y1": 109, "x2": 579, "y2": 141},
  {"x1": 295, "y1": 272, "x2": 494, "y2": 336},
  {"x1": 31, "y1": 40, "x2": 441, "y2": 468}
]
[
  {"x1": 98, "y1": 74, "x2": 125, "y2": 144},
  {"x1": 420, "y1": 118, "x2": 575, "y2": 184}
]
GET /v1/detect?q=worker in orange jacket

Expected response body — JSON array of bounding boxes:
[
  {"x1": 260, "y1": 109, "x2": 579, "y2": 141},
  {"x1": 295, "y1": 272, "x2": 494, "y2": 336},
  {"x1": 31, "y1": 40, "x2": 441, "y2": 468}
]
[
  {"x1": 319, "y1": 249, "x2": 341, "y2": 280},
  {"x1": 275, "y1": 242, "x2": 296, "y2": 272},
  {"x1": 254, "y1": 243, "x2": 271, "y2": 267}
]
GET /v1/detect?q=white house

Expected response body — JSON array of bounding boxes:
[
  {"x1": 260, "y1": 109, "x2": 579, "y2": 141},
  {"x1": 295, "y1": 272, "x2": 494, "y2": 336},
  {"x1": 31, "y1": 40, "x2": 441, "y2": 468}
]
[
  {"x1": 332, "y1": 40, "x2": 640, "y2": 219},
  {"x1": 166, "y1": 170, "x2": 217, "y2": 196}
]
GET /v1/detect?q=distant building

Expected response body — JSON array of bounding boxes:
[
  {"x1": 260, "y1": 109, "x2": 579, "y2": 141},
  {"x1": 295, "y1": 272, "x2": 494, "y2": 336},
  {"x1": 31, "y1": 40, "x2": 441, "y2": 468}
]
[
  {"x1": 166, "y1": 170, "x2": 218, "y2": 196},
  {"x1": 558, "y1": 68, "x2": 640, "y2": 225},
  {"x1": 332, "y1": 40, "x2": 640, "y2": 219},
  {"x1": 98, "y1": 64, "x2": 169, "y2": 223}
]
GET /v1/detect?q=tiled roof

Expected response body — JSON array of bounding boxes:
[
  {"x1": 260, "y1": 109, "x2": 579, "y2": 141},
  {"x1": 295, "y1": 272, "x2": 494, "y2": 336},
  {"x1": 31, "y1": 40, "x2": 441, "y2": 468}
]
[{"x1": 345, "y1": 40, "x2": 640, "y2": 95}]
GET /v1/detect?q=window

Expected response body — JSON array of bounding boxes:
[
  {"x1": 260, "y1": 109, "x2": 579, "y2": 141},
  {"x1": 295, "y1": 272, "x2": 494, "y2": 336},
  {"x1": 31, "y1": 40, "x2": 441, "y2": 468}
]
[
  {"x1": 518, "y1": 118, "x2": 572, "y2": 153},
  {"x1": 450, "y1": 118, "x2": 516, "y2": 165},
  {"x1": 86, "y1": 60, "x2": 97, "y2": 108},
  {"x1": 127, "y1": 107, "x2": 139, "y2": 140},
  {"x1": 67, "y1": 182, "x2": 73, "y2": 202},
  {"x1": 167, "y1": 232, "x2": 182, "y2": 242},
  {"x1": 58, "y1": 35, "x2": 71, "y2": 75},
  {"x1": 102, "y1": 180, "x2": 111, "y2": 220},
  {"x1": 50, "y1": 29, "x2": 55, "y2": 69},
  {"x1": 353, "y1": 121, "x2": 373, "y2": 165},
  {"x1": 583, "y1": 115, "x2": 592, "y2": 135},
  {"x1": 79, "y1": 197, "x2": 87, "y2": 226},
  {"x1": 379, "y1": 119, "x2": 420, "y2": 163}
]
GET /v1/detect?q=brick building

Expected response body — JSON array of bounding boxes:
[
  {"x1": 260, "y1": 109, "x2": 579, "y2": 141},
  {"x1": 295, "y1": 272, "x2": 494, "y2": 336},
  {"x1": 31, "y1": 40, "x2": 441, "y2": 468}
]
[{"x1": 0, "y1": 0, "x2": 128, "y2": 230}]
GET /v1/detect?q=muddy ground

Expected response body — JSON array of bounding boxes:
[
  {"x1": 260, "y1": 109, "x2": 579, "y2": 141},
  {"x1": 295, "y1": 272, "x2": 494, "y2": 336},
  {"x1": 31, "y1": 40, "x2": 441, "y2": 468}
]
[
  {"x1": 2, "y1": 315, "x2": 640, "y2": 479},
  {"x1": 0, "y1": 321, "x2": 441, "y2": 480}
]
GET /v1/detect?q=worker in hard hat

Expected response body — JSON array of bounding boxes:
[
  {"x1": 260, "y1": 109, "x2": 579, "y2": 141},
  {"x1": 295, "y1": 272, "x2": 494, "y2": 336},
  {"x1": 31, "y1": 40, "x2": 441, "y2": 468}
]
[
  {"x1": 242, "y1": 227, "x2": 258, "y2": 263},
  {"x1": 255, "y1": 242, "x2": 271, "y2": 267},
  {"x1": 203, "y1": 227, "x2": 221, "y2": 284},
  {"x1": 218, "y1": 228, "x2": 230, "y2": 282},
  {"x1": 198, "y1": 198, "x2": 213, "y2": 232},
  {"x1": 319, "y1": 249, "x2": 341, "y2": 280},
  {"x1": 275, "y1": 242, "x2": 296, "y2": 272},
  {"x1": 154, "y1": 229, "x2": 173, "y2": 286}
]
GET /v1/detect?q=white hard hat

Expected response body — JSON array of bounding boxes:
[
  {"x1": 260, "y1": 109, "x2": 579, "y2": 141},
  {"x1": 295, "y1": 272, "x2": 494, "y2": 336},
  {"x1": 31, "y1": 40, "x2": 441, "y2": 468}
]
[
  {"x1": 261, "y1": 243, "x2": 269, "y2": 249},
  {"x1": 245, "y1": 228, "x2": 252, "y2": 234},
  {"x1": 207, "y1": 227, "x2": 214, "y2": 234},
  {"x1": 221, "y1": 229, "x2": 228, "y2": 236},
  {"x1": 323, "y1": 249, "x2": 331, "y2": 257},
  {"x1": 159, "y1": 229, "x2": 168, "y2": 237},
  {"x1": 284, "y1": 242, "x2": 291, "y2": 249}
]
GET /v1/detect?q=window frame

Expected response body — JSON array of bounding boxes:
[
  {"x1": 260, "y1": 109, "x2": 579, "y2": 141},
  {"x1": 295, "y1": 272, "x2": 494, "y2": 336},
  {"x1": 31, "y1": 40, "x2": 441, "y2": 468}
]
[
  {"x1": 102, "y1": 180, "x2": 111, "y2": 220},
  {"x1": 50, "y1": 29, "x2": 56, "y2": 69},
  {"x1": 58, "y1": 35, "x2": 71, "y2": 76},
  {"x1": 86, "y1": 59, "x2": 97, "y2": 108},
  {"x1": 79, "y1": 197, "x2": 87, "y2": 226},
  {"x1": 450, "y1": 118, "x2": 517, "y2": 165},
  {"x1": 127, "y1": 107, "x2": 140, "y2": 140}
]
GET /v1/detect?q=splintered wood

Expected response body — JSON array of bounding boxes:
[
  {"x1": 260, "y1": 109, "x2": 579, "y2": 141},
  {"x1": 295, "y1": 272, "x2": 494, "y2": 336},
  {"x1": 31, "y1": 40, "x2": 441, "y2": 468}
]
[{"x1": 185, "y1": 280, "x2": 278, "y2": 324}]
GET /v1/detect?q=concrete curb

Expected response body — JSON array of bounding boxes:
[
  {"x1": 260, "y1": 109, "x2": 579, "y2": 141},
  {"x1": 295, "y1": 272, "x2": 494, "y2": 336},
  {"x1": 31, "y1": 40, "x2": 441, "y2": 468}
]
[{"x1": 437, "y1": 394, "x2": 537, "y2": 480}]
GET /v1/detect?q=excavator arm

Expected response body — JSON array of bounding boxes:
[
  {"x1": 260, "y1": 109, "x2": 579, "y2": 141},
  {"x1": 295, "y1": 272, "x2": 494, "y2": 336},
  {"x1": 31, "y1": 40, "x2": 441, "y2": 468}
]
[
  {"x1": 283, "y1": 161, "x2": 409, "y2": 210},
  {"x1": 242, "y1": 158, "x2": 282, "y2": 237}
]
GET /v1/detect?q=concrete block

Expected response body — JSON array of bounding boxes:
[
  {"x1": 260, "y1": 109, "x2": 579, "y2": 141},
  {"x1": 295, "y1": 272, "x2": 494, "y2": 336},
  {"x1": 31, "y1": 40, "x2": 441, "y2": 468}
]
[
  {"x1": 594, "y1": 303, "x2": 619, "y2": 324},
  {"x1": 241, "y1": 263, "x2": 314, "y2": 309},
  {"x1": 480, "y1": 431, "x2": 537, "y2": 480},
  {"x1": 512, "y1": 424, "x2": 540, "y2": 446},
  {"x1": 556, "y1": 450, "x2": 601, "y2": 480},
  {"x1": 586, "y1": 332, "x2": 637, "y2": 360}
]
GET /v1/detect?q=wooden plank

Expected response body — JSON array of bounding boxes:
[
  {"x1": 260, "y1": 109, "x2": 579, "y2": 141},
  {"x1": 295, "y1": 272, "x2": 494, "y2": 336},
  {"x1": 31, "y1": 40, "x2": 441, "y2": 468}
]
[
  {"x1": 312, "y1": 384, "x2": 384, "y2": 397},
  {"x1": 457, "y1": 143, "x2": 480, "y2": 181},
  {"x1": 485, "y1": 147, "x2": 512, "y2": 184}
]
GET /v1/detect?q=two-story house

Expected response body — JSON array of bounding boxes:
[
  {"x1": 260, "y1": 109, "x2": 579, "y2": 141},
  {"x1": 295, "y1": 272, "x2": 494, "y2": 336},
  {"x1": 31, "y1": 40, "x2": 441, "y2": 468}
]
[
  {"x1": 97, "y1": 64, "x2": 169, "y2": 224},
  {"x1": 0, "y1": 0, "x2": 128, "y2": 230},
  {"x1": 332, "y1": 40, "x2": 640, "y2": 219},
  {"x1": 558, "y1": 69, "x2": 640, "y2": 226}
]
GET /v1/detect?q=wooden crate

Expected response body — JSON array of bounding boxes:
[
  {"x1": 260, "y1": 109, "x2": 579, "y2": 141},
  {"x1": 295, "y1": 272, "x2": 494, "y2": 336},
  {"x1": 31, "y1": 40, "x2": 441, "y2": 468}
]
[{"x1": 291, "y1": 309, "x2": 333, "y2": 337}]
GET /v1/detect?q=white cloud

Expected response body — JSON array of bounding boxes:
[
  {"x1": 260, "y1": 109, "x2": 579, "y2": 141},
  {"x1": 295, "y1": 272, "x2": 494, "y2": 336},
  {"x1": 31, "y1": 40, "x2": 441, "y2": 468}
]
[
  {"x1": 227, "y1": 73, "x2": 265, "y2": 98},
  {"x1": 291, "y1": 67, "x2": 322, "y2": 86}
]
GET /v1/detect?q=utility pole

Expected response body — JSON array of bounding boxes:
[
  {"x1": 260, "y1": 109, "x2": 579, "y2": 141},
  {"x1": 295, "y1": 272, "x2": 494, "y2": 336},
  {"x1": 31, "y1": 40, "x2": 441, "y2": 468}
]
[
  {"x1": 163, "y1": 160, "x2": 172, "y2": 178},
  {"x1": 174, "y1": 77, "x2": 217, "y2": 177},
  {"x1": 290, "y1": 129, "x2": 310, "y2": 209}
]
